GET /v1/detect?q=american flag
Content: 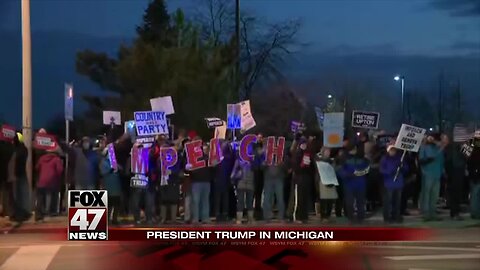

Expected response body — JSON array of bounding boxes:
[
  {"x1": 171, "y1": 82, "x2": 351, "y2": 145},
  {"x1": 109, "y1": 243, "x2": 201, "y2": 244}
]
[{"x1": 453, "y1": 125, "x2": 473, "y2": 142}]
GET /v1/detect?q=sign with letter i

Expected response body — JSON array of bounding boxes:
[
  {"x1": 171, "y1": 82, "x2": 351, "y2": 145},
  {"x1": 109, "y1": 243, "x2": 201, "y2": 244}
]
[{"x1": 68, "y1": 190, "x2": 108, "y2": 241}]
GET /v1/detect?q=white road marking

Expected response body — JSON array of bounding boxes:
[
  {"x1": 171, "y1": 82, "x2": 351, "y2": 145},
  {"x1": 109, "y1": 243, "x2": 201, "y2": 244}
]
[
  {"x1": 0, "y1": 245, "x2": 61, "y2": 270},
  {"x1": 385, "y1": 253, "x2": 480, "y2": 261},
  {"x1": 366, "y1": 245, "x2": 480, "y2": 252}
]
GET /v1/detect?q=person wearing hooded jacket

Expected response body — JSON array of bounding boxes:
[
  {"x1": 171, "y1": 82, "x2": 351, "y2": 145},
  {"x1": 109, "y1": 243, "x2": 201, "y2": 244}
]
[
  {"x1": 314, "y1": 147, "x2": 339, "y2": 223},
  {"x1": 35, "y1": 146, "x2": 63, "y2": 222},
  {"x1": 8, "y1": 133, "x2": 31, "y2": 223},
  {"x1": 380, "y1": 145, "x2": 408, "y2": 224},
  {"x1": 73, "y1": 137, "x2": 100, "y2": 190},
  {"x1": 338, "y1": 144, "x2": 370, "y2": 224}
]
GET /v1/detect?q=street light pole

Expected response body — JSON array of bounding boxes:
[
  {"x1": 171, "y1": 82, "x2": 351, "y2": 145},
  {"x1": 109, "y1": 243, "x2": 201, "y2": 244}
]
[
  {"x1": 21, "y1": 0, "x2": 33, "y2": 201},
  {"x1": 394, "y1": 75, "x2": 405, "y2": 123}
]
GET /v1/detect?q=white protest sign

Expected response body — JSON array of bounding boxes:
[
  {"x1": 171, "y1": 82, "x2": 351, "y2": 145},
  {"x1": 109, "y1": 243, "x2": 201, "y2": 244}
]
[
  {"x1": 461, "y1": 143, "x2": 473, "y2": 158},
  {"x1": 150, "y1": 96, "x2": 175, "y2": 115},
  {"x1": 315, "y1": 161, "x2": 339, "y2": 186},
  {"x1": 103, "y1": 111, "x2": 121, "y2": 125},
  {"x1": 238, "y1": 100, "x2": 256, "y2": 132},
  {"x1": 214, "y1": 121, "x2": 227, "y2": 139},
  {"x1": 134, "y1": 111, "x2": 168, "y2": 136},
  {"x1": 324, "y1": 112, "x2": 344, "y2": 128},
  {"x1": 394, "y1": 124, "x2": 426, "y2": 152}
]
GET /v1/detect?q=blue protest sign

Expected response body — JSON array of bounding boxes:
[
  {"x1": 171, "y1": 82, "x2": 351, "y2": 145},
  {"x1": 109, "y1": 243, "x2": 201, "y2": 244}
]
[
  {"x1": 134, "y1": 111, "x2": 168, "y2": 136},
  {"x1": 227, "y1": 104, "x2": 241, "y2": 129}
]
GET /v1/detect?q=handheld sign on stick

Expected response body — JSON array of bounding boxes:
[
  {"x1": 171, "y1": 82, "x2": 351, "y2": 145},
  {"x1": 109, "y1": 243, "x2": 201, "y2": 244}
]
[{"x1": 392, "y1": 124, "x2": 426, "y2": 181}]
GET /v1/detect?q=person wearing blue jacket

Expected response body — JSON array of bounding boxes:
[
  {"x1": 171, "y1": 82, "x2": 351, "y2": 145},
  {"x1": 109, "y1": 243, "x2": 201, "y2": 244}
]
[
  {"x1": 338, "y1": 144, "x2": 370, "y2": 224},
  {"x1": 380, "y1": 145, "x2": 408, "y2": 224},
  {"x1": 99, "y1": 145, "x2": 122, "y2": 225},
  {"x1": 419, "y1": 133, "x2": 445, "y2": 221}
]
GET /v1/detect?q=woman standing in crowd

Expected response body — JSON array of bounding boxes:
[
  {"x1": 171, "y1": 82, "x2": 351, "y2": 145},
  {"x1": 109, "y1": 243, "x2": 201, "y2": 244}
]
[
  {"x1": 380, "y1": 145, "x2": 408, "y2": 224},
  {"x1": 35, "y1": 145, "x2": 64, "y2": 223},
  {"x1": 187, "y1": 140, "x2": 212, "y2": 225},
  {"x1": 99, "y1": 144, "x2": 122, "y2": 225},
  {"x1": 8, "y1": 133, "x2": 31, "y2": 223},
  {"x1": 314, "y1": 147, "x2": 339, "y2": 223},
  {"x1": 338, "y1": 144, "x2": 370, "y2": 224},
  {"x1": 231, "y1": 149, "x2": 255, "y2": 224}
]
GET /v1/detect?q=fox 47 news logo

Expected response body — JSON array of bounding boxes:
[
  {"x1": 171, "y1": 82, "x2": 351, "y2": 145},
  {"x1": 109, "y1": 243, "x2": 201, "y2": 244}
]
[{"x1": 68, "y1": 190, "x2": 108, "y2": 240}]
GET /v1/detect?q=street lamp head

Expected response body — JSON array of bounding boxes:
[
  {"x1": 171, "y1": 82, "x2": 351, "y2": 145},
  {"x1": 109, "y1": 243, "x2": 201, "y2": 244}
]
[
  {"x1": 327, "y1": 94, "x2": 333, "y2": 99},
  {"x1": 394, "y1": 75, "x2": 400, "y2": 81}
]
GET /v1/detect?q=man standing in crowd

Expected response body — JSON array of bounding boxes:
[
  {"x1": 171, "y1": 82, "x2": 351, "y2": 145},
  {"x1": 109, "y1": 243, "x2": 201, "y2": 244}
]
[
  {"x1": 419, "y1": 133, "x2": 445, "y2": 221},
  {"x1": 444, "y1": 134, "x2": 466, "y2": 220},
  {"x1": 253, "y1": 133, "x2": 265, "y2": 219},
  {"x1": 289, "y1": 137, "x2": 313, "y2": 223},
  {"x1": 339, "y1": 144, "x2": 370, "y2": 224},
  {"x1": 263, "y1": 140, "x2": 287, "y2": 223},
  {"x1": 213, "y1": 140, "x2": 234, "y2": 223},
  {"x1": 73, "y1": 137, "x2": 100, "y2": 190},
  {"x1": 8, "y1": 133, "x2": 31, "y2": 224}
]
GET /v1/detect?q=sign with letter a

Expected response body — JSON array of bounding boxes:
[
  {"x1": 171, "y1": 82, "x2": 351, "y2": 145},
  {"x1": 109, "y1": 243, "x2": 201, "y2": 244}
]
[
  {"x1": 68, "y1": 190, "x2": 108, "y2": 241},
  {"x1": 394, "y1": 124, "x2": 426, "y2": 152}
]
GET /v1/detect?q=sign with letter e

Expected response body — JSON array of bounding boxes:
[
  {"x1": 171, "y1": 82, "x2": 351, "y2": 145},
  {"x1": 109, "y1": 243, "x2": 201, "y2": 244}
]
[
  {"x1": 394, "y1": 124, "x2": 426, "y2": 152},
  {"x1": 68, "y1": 190, "x2": 108, "y2": 241},
  {"x1": 352, "y1": 111, "x2": 379, "y2": 129}
]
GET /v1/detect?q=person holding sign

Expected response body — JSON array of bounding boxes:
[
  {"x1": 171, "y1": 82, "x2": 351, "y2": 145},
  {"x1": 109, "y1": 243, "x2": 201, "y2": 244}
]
[
  {"x1": 419, "y1": 133, "x2": 445, "y2": 221},
  {"x1": 314, "y1": 147, "x2": 339, "y2": 223},
  {"x1": 380, "y1": 145, "x2": 408, "y2": 224},
  {"x1": 338, "y1": 144, "x2": 370, "y2": 224},
  {"x1": 467, "y1": 134, "x2": 480, "y2": 220},
  {"x1": 444, "y1": 135, "x2": 467, "y2": 221},
  {"x1": 231, "y1": 144, "x2": 256, "y2": 224},
  {"x1": 99, "y1": 145, "x2": 122, "y2": 225}
]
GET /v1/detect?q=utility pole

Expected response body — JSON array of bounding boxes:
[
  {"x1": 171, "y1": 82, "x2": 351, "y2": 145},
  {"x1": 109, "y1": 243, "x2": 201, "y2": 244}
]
[{"x1": 21, "y1": 0, "x2": 33, "y2": 203}]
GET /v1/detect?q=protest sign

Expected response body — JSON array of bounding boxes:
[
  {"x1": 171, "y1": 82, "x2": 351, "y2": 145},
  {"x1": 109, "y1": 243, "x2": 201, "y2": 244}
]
[
  {"x1": 227, "y1": 104, "x2": 241, "y2": 129},
  {"x1": 324, "y1": 112, "x2": 344, "y2": 128},
  {"x1": 184, "y1": 140, "x2": 206, "y2": 170},
  {"x1": 150, "y1": 96, "x2": 175, "y2": 115},
  {"x1": 205, "y1": 118, "x2": 224, "y2": 129},
  {"x1": 159, "y1": 147, "x2": 178, "y2": 186},
  {"x1": 376, "y1": 134, "x2": 396, "y2": 148},
  {"x1": 65, "y1": 83, "x2": 74, "y2": 121},
  {"x1": 314, "y1": 107, "x2": 324, "y2": 130},
  {"x1": 0, "y1": 124, "x2": 16, "y2": 143},
  {"x1": 291, "y1": 121, "x2": 306, "y2": 133},
  {"x1": 239, "y1": 134, "x2": 257, "y2": 162},
  {"x1": 214, "y1": 121, "x2": 227, "y2": 139},
  {"x1": 351, "y1": 111, "x2": 380, "y2": 129},
  {"x1": 394, "y1": 124, "x2": 426, "y2": 152},
  {"x1": 315, "y1": 161, "x2": 339, "y2": 186},
  {"x1": 265, "y1": 136, "x2": 285, "y2": 166},
  {"x1": 135, "y1": 136, "x2": 155, "y2": 148},
  {"x1": 461, "y1": 143, "x2": 473, "y2": 158},
  {"x1": 453, "y1": 124, "x2": 473, "y2": 142},
  {"x1": 130, "y1": 145, "x2": 150, "y2": 188},
  {"x1": 239, "y1": 100, "x2": 256, "y2": 132},
  {"x1": 103, "y1": 111, "x2": 121, "y2": 125},
  {"x1": 33, "y1": 133, "x2": 58, "y2": 151},
  {"x1": 208, "y1": 138, "x2": 223, "y2": 167},
  {"x1": 107, "y1": 143, "x2": 118, "y2": 170},
  {"x1": 134, "y1": 111, "x2": 168, "y2": 136},
  {"x1": 323, "y1": 127, "x2": 343, "y2": 148}
]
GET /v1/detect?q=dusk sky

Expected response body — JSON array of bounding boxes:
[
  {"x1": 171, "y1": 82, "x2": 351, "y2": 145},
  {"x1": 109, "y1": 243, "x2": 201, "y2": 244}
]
[{"x1": 0, "y1": 0, "x2": 479, "y2": 129}]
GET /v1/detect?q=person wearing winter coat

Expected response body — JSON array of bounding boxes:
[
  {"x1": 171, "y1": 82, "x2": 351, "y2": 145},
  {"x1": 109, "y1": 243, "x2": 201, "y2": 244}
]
[
  {"x1": 187, "y1": 142, "x2": 213, "y2": 224},
  {"x1": 338, "y1": 144, "x2": 370, "y2": 224},
  {"x1": 262, "y1": 146, "x2": 287, "y2": 223},
  {"x1": 467, "y1": 136, "x2": 480, "y2": 219},
  {"x1": 99, "y1": 145, "x2": 122, "y2": 225},
  {"x1": 314, "y1": 147, "x2": 339, "y2": 223},
  {"x1": 213, "y1": 140, "x2": 235, "y2": 222},
  {"x1": 8, "y1": 133, "x2": 31, "y2": 223},
  {"x1": 418, "y1": 133, "x2": 445, "y2": 221},
  {"x1": 444, "y1": 137, "x2": 467, "y2": 220},
  {"x1": 380, "y1": 145, "x2": 408, "y2": 224},
  {"x1": 158, "y1": 142, "x2": 181, "y2": 224},
  {"x1": 288, "y1": 137, "x2": 314, "y2": 223},
  {"x1": 73, "y1": 137, "x2": 100, "y2": 190},
  {"x1": 231, "y1": 151, "x2": 255, "y2": 224},
  {"x1": 35, "y1": 147, "x2": 64, "y2": 222}
]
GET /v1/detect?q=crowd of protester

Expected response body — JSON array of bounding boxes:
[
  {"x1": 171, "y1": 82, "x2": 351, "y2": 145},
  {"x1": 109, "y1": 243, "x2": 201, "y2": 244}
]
[{"x1": 1, "y1": 127, "x2": 479, "y2": 227}]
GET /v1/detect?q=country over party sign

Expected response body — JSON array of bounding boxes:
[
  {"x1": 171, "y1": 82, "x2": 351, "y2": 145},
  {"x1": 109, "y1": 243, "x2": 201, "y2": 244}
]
[{"x1": 134, "y1": 111, "x2": 168, "y2": 136}]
